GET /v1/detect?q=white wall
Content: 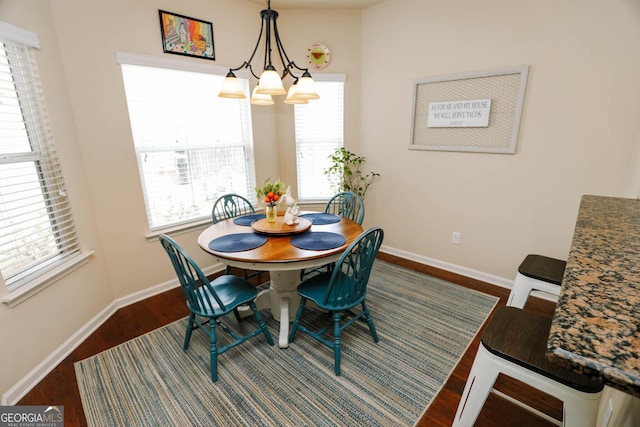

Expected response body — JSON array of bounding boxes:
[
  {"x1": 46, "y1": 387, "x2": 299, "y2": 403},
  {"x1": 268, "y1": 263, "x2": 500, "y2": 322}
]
[{"x1": 360, "y1": 0, "x2": 640, "y2": 279}]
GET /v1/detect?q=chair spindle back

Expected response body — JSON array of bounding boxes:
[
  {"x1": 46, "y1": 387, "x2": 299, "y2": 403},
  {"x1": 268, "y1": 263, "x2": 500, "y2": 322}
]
[
  {"x1": 212, "y1": 194, "x2": 255, "y2": 224},
  {"x1": 323, "y1": 227, "x2": 384, "y2": 309},
  {"x1": 159, "y1": 234, "x2": 226, "y2": 314},
  {"x1": 324, "y1": 192, "x2": 365, "y2": 225}
]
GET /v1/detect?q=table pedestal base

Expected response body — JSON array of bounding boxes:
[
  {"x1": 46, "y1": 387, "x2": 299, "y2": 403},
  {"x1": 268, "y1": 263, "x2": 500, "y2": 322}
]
[{"x1": 241, "y1": 270, "x2": 301, "y2": 348}]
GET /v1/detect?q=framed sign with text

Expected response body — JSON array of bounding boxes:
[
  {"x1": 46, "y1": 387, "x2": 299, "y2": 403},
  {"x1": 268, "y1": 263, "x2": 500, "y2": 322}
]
[{"x1": 409, "y1": 66, "x2": 528, "y2": 154}]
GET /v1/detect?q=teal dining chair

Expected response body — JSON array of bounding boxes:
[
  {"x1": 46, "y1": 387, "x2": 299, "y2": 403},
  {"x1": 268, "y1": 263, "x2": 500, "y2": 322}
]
[
  {"x1": 159, "y1": 234, "x2": 274, "y2": 382},
  {"x1": 301, "y1": 191, "x2": 366, "y2": 280},
  {"x1": 289, "y1": 227, "x2": 384, "y2": 375},
  {"x1": 212, "y1": 193, "x2": 264, "y2": 292},
  {"x1": 324, "y1": 191, "x2": 365, "y2": 225},
  {"x1": 211, "y1": 193, "x2": 256, "y2": 224}
]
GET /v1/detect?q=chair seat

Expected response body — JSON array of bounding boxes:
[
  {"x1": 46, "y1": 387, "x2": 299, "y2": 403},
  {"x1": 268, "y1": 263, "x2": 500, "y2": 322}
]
[
  {"x1": 297, "y1": 271, "x2": 333, "y2": 303},
  {"x1": 482, "y1": 307, "x2": 603, "y2": 393},
  {"x1": 192, "y1": 275, "x2": 258, "y2": 317},
  {"x1": 518, "y1": 254, "x2": 566, "y2": 285},
  {"x1": 297, "y1": 271, "x2": 362, "y2": 311}
]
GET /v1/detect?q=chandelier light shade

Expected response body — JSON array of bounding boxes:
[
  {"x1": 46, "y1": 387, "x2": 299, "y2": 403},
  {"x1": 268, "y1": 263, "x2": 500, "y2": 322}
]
[
  {"x1": 256, "y1": 66, "x2": 287, "y2": 95},
  {"x1": 291, "y1": 71, "x2": 320, "y2": 100},
  {"x1": 218, "y1": 72, "x2": 247, "y2": 98},
  {"x1": 218, "y1": 0, "x2": 319, "y2": 105},
  {"x1": 250, "y1": 86, "x2": 275, "y2": 105},
  {"x1": 284, "y1": 82, "x2": 308, "y2": 104}
]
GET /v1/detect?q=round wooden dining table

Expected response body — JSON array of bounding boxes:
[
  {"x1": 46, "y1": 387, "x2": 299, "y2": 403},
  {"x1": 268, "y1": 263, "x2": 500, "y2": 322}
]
[{"x1": 197, "y1": 212, "x2": 364, "y2": 348}]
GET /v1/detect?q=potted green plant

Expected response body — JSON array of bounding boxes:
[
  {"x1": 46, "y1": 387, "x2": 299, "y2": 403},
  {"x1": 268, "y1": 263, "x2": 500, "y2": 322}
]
[{"x1": 324, "y1": 147, "x2": 379, "y2": 200}]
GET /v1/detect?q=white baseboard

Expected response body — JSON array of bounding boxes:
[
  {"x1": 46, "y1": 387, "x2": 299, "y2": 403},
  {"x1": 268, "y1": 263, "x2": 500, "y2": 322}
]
[
  {"x1": 2, "y1": 263, "x2": 224, "y2": 405},
  {"x1": 3, "y1": 248, "x2": 520, "y2": 405},
  {"x1": 379, "y1": 246, "x2": 558, "y2": 303},
  {"x1": 380, "y1": 244, "x2": 514, "y2": 290},
  {"x1": 1, "y1": 301, "x2": 118, "y2": 406}
]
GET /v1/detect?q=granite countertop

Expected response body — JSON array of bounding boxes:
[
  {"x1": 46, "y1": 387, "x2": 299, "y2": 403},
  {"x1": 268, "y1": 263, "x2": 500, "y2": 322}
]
[{"x1": 547, "y1": 195, "x2": 640, "y2": 397}]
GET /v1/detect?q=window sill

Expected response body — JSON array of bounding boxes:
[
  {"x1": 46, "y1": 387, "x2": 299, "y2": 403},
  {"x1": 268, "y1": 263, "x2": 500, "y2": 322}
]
[
  {"x1": 297, "y1": 199, "x2": 330, "y2": 206},
  {"x1": 145, "y1": 218, "x2": 212, "y2": 241},
  {"x1": 1, "y1": 251, "x2": 94, "y2": 308}
]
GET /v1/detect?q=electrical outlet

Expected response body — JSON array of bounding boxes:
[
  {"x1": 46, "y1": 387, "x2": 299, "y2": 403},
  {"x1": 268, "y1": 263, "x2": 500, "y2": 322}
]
[
  {"x1": 602, "y1": 398, "x2": 613, "y2": 427},
  {"x1": 452, "y1": 232, "x2": 461, "y2": 244}
]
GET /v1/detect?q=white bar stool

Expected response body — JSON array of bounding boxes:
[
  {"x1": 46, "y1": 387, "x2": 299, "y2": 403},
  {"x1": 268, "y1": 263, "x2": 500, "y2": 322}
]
[
  {"x1": 453, "y1": 307, "x2": 604, "y2": 427},
  {"x1": 507, "y1": 254, "x2": 566, "y2": 308}
]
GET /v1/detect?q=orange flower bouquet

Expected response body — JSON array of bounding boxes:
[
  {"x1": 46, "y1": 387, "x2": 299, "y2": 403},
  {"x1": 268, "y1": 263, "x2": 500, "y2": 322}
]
[{"x1": 256, "y1": 178, "x2": 285, "y2": 222}]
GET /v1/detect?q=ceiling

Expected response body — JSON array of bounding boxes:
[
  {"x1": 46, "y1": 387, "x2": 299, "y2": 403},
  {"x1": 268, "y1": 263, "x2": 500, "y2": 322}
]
[{"x1": 248, "y1": 0, "x2": 385, "y2": 9}]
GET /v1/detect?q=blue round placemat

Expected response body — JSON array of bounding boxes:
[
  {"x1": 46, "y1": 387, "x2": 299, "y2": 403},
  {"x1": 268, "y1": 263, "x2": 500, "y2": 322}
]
[
  {"x1": 233, "y1": 213, "x2": 266, "y2": 226},
  {"x1": 208, "y1": 233, "x2": 267, "y2": 252},
  {"x1": 290, "y1": 231, "x2": 346, "y2": 251},
  {"x1": 300, "y1": 213, "x2": 341, "y2": 225}
]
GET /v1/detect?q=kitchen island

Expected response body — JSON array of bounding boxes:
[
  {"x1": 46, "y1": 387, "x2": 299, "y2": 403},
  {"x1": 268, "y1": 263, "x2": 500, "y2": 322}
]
[{"x1": 547, "y1": 195, "x2": 640, "y2": 398}]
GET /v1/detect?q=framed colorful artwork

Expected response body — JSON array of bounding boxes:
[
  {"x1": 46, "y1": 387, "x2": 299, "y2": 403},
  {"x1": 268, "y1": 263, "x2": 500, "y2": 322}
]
[{"x1": 158, "y1": 10, "x2": 215, "y2": 60}]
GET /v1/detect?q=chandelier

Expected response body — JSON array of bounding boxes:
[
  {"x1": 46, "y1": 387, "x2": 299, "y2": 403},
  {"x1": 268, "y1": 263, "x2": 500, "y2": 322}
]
[{"x1": 218, "y1": 0, "x2": 319, "y2": 105}]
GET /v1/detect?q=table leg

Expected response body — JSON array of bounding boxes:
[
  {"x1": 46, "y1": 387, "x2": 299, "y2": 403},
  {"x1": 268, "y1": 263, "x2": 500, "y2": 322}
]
[{"x1": 268, "y1": 270, "x2": 302, "y2": 348}]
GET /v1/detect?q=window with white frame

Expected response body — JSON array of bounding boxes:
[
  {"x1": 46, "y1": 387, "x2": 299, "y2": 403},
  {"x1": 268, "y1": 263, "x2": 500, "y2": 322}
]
[
  {"x1": 118, "y1": 53, "x2": 256, "y2": 230},
  {"x1": 0, "y1": 24, "x2": 81, "y2": 293},
  {"x1": 294, "y1": 76, "x2": 345, "y2": 201}
]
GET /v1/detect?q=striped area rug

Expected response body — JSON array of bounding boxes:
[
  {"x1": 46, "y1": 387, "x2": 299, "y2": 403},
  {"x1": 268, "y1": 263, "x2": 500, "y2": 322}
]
[{"x1": 75, "y1": 260, "x2": 498, "y2": 426}]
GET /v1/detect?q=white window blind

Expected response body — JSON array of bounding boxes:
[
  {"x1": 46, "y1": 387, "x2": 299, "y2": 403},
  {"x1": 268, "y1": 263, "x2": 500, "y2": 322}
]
[
  {"x1": 295, "y1": 77, "x2": 345, "y2": 201},
  {"x1": 118, "y1": 53, "x2": 256, "y2": 230},
  {"x1": 0, "y1": 37, "x2": 80, "y2": 291}
]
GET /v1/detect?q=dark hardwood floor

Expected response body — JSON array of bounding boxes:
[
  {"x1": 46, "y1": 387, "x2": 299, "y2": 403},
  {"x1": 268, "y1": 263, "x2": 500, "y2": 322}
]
[{"x1": 18, "y1": 253, "x2": 558, "y2": 426}]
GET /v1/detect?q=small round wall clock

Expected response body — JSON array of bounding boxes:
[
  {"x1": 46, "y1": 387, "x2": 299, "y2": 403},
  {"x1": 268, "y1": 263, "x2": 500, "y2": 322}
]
[{"x1": 307, "y1": 43, "x2": 331, "y2": 70}]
